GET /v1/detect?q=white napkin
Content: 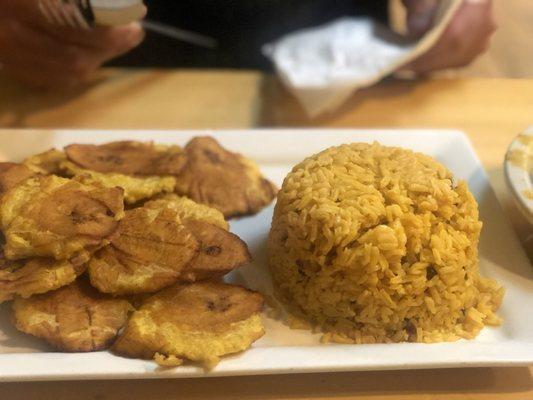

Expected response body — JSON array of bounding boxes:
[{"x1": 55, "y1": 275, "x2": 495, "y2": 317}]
[{"x1": 263, "y1": 0, "x2": 461, "y2": 117}]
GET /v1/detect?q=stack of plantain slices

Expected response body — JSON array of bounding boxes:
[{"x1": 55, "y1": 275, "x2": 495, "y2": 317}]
[{"x1": 0, "y1": 137, "x2": 277, "y2": 369}]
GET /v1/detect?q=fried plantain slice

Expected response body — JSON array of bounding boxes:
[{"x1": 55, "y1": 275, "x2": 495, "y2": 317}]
[
  {"x1": 110, "y1": 208, "x2": 198, "y2": 270},
  {"x1": 181, "y1": 220, "x2": 252, "y2": 282},
  {"x1": 174, "y1": 136, "x2": 278, "y2": 218},
  {"x1": 88, "y1": 207, "x2": 199, "y2": 295},
  {"x1": 0, "y1": 175, "x2": 124, "y2": 260},
  {"x1": 61, "y1": 161, "x2": 176, "y2": 205},
  {"x1": 88, "y1": 246, "x2": 189, "y2": 296},
  {"x1": 0, "y1": 163, "x2": 36, "y2": 195},
  {"x1": 144, "y1": 194, "x2": 228, "y2": 230},
  {"x1": 142, "y1": 196, "x2": 249, "y2": 281},
  {"x1": 65, "y1": 141, "x2": 187, "y2": 176},
  {"x1": 12, "y1": 279, "x2": 133, "y2": 352},
  {"x1": 23, "y1": 149, "x2": 67, "y2": 175},
  {"x1": 0, "y1": 250, "x2": 89, "y2": 304},
  {"x1": 112, "y1": 281, "x2": 264, "y2": 368}
]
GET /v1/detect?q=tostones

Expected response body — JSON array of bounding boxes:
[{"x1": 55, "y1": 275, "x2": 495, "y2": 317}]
[
  {"x1": 88, "y1": 207, "x2": 199, "y2": 295},
  {"x1": 22, "y1": 148, "x2": 67, "y2": 175},
  {"x1": 61, "y1": 141, "x2": 187, "y2": 204},
  {"x1": 0, "y1": 163, "x2": 36, "y2": 196},
  {"x1": 112, "y1": 281, "x2": 264, "y2": 368},
  {"x1": 64, "y1": 141, "x2": 187, "y2": 175},
  {"x1": 0, "y1": 249, "x2": 89, "y2": 303},
  {"x1": 0, "y1": 175, "x2": 124, "y2": 260},
  {"x1": 144, "y1": 194, "x2": 228, "y2": 230},
  {"x1": 12, "y1": 279, "x2": 132, "y2": 352},
  {"x1": 174, "y1": 137, "x2": 277, "y2": 218},
  {"x1": 62, "y1": 160, "x2": 176, "y2": 205},
  {"x1": 181, "y1": 220, "x2": 252, "y2": 282}
]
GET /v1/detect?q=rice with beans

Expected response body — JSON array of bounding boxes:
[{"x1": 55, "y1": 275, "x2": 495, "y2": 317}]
[{"x1": 268, "y1": 143, "x2": 504, "y2": 343}]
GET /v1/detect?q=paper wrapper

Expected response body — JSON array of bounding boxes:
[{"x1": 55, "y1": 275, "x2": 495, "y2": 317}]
[{"x1": 263, "y1": 0, "x2": 462, "y2": 117}]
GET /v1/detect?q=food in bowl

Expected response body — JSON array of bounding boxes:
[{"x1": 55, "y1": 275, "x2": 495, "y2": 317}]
[{"x1": 268, "y1": 142, "x2": 504, "y2": 344}]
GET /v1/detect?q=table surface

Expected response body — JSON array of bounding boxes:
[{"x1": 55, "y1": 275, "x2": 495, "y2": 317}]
[{"x1": 0, "y1": 69, "x2": 531, "y2": 399}]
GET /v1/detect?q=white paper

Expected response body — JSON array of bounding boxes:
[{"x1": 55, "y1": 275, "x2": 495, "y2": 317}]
[{"x1": 263, "y1": 0, "x2": 461, "y2": 117}]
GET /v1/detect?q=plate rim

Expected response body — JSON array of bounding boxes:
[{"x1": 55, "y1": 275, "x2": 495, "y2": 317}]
[{"x1": 0, "y1": 128, "x2": 531, "y2": 382}]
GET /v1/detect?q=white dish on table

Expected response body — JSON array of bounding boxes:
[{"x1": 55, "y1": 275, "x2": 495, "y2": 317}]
[
  {"x1": 0, "y1": 128, "x2": 531, "y2": 382},
  {"x1": 504, "y1": 127, "x2": 533, "y2": 224}
]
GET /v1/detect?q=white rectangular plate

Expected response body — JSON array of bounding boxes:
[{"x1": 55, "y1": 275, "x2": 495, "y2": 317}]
[{"x1": 0, "y1": 129, "x2": 531, "y2": 382}]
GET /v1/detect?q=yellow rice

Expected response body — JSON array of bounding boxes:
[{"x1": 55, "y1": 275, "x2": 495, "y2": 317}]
[{"x1": 268, "y1": 143, "x2": 504, "y2": 343}]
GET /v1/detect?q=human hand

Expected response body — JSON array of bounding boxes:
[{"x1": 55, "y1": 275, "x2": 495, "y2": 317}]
[
  {"x1": 0, "y1": 0, "x2": 145, "y2": 88},
  {"x1": 402, "y1": 0, "x2": 496, "y2": 74}
]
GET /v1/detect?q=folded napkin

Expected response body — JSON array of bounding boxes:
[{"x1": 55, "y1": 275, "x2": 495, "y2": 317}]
[{"x1": 263, "y1": 0, "x2": 461, "y2": 117}]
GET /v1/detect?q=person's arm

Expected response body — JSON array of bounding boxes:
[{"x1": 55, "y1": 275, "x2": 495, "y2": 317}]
[
  {"x1": 0, "y1": 0, "x2": 145, "y2": 88},
  {"x1": 402, "y1": 0, "x2": 496, "y2": 73}
]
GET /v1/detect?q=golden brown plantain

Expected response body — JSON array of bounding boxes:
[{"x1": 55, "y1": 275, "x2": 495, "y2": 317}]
[
  {"x1": 0, "y1": 249, "x2": 89, "y2": 304},
  {"x1": 65, "y1": 141, "x2": 186, "y2": 176},
  {"x1": 0, "y1": 163, "x2": 36, "y2": 195},
  {"x1": 174, "y1": 137, "x2": 277, "y2": 218},
  {"x1": 182, "y1": 220, "x2": 252, "y2": 282},
  {"x1": 144, "y1": 194, "x2": 228, "y2": 230},
  {"x1": 112, "y1": 281, "x2": 264, "y2": 368},
  {"x1": 88, "y1": 207, "x2": 199, "y2": 295},
  {"x1": 12, "y1": 279, "x2": 132, "y2": 352},
  {"x1": 0, "y1": 175, "x2": 124, "y2": 260},
  {"x1": 22, "y1": 149, "x2": 67, "y2": 175},
  {"x1": 61, "y1": 161, "x2": 176, "y2": 205}
]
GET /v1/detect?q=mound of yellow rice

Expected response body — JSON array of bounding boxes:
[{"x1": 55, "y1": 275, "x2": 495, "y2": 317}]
[{"x1": 268, "y1": 143, "x2": 504, "y2": 343}]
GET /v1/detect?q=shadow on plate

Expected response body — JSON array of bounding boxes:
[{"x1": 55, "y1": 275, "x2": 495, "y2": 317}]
[
  {"x1": 471, "y1": 166, "x2": 533, "y2": 280},
  {"x1": 486, "y1": 166, "x2": 533, "y2": 263}
]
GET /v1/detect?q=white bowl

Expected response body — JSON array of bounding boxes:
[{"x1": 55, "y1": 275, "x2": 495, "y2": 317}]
[{"x1": 504, "y1": 127, "x2": 533, "y2": 225}]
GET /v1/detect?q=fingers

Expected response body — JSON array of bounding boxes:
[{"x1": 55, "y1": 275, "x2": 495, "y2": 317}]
[
  {"x1": 5, "y1": 0, "x2": 145, "y2": 53},
  {"x1": 0, "y1": 21, "x2": 88, "y2": 87},
  {"x1": 0, "y1": 19, "x2": 143, "y2": 88},
  {"x1": 402, "y1": 0, "x2": 439, "y2": 37},
  {"x1": 402, "y1": 0, "x2": 496, "y2": 74},
  {"x1": 0, "y1": 45, "x2": 86, "y2": 89},
  {"x1": 402, "y1": 0, "x2": 438, "y2": 14},
  {"x1": 0, "y1": 0, "x2": 145, "y2": 88},
  {"x1": 43, "y1": 22, "x2": 145, "y2": 55}
]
